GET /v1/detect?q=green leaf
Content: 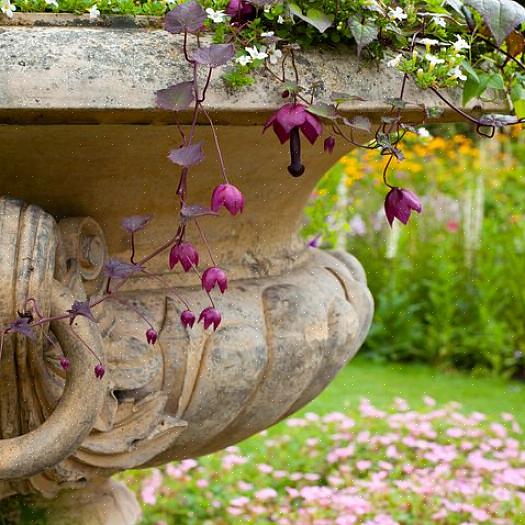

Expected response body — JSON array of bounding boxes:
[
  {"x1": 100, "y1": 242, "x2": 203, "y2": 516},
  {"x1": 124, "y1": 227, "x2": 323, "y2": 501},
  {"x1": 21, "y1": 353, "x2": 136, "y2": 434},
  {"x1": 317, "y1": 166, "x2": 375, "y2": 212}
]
[
  {"x1": 289, "y1": 4, "x2": 334, "y2": 33},
  {"x1": 462, "y1": 72, "x2": 503, "y2": 105},
  {"x1": 511, "y1": 83, "x2": 525, "y2": 118},
  {"x1": 464, "y1": 0, "x2": 525, "y2": 45},
  {"x1": 347, "y1": 17, "x2": 379, "y2": 56},
  {"x1": 306, "y1": 102, "x2": 338, "y2": 119},
  {"x1": 485, "y1": 73, "x2": 505, "y2": 90}
]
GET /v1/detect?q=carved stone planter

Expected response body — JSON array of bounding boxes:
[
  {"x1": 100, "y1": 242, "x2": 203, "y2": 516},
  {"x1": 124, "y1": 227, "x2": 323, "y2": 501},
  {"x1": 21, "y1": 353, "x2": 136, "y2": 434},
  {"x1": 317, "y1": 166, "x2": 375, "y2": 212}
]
[{"x1": 0, "y1": 13, "x2": 498, "y2": 524}]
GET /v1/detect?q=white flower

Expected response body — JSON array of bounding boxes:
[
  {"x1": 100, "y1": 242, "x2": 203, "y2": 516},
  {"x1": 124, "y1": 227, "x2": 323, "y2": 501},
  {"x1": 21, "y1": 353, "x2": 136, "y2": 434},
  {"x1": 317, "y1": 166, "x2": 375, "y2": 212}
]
[
  {"x1": 45, "y1": 0, "x2": 58, "y2": 7},
  {"x1": 261, "y1": 31, "x2": 274, "y2": 38},
  {"x1": 433, "y1": 16, "x2": 446, "y2": 28},
  {"x1": 267, "y1": 44, "x2": 282, "y2": 65},
  {"x1": 387, "y1": 53, "x2": 403, "y2": 68},
  {"x1": 277, "y1": 15, "x2": 284, "y2": 24},
  {"x1": 205, "y1": 7, "x2": 228, "y2": 24},
  {"x1": 245, "y1": 45, "x2": 268, "y2": 61},
  {"x1": 364, "y1": 0, "x2": 383, "y2": 14},
  {"x1": 417, "y1": 127, "x2": 431, "y2": 138},
  {"x1": 263, "y1": 4, "x2": 271, "y2": 12},
  {"x1": 448, "y1": 65, "x2": 467, "y2": 81},
  {"x1": 419, "y1": 38, "x2": 439, "y2": 48},
  {"x1": 236, "y1": 55, "x2": 252, "y2": 66},
  {"x1": 388, "y1": 6, "x2": 407, "y2": 21},
  {"x1": 452, "y1": 35, "x2": 470, "y2": 53},
  {"x1": 1, "y1": 0, "x2": 16, "y2": 18},
  {"x1": 424, "y1": 53, "x2": 445, "y2": 67},
  {"x1": 88, "y1": 4, "x2": 100, "y2": 19}
]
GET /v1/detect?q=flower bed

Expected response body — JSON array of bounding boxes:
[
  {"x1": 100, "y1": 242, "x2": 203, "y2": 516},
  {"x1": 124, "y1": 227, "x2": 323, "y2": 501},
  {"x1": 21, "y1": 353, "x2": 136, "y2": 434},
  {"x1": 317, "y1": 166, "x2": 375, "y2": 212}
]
[{"x1": 127, "y1": 384, "x2": 525, "y2": 525}]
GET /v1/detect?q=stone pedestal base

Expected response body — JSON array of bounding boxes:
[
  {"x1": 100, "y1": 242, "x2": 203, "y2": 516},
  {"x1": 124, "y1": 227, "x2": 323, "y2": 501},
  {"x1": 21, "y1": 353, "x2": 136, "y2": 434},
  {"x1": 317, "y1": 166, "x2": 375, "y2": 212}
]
[{"x1": 28, "y1": 480, "x2": 141, "y2": 525}]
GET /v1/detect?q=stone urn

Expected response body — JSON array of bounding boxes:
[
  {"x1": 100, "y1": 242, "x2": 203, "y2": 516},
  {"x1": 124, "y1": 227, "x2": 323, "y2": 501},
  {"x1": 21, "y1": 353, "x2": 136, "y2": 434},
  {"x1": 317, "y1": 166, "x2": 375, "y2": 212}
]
[{"x1": 0, "y1": 13, "x2": 496, "y2": 524}]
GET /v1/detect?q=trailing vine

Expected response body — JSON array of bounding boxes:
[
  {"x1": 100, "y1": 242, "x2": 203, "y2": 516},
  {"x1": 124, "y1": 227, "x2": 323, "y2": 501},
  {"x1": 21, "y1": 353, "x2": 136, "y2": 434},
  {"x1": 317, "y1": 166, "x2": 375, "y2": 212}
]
[{"x1": 1, "y1": 0, "x2": 525, "y2": 380}]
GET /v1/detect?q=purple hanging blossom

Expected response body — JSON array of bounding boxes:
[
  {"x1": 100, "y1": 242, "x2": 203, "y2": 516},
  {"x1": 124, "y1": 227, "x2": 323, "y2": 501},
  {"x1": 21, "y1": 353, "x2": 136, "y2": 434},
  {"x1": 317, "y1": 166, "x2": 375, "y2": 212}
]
[
  {"x1": 263, "y1": 103, "x2": 323, "y2": 145},
  {"x1": 384, "y1": 188, "x2": 422, "y2": 226},
  {"x1": 180, "y1": 310, "x2": 196, "y2": 328},
  {"x1": 202, "y1": 267, "x2": 228, "y2": 294},
  {"x1": 169, "y1": 242, "x2": 199, "y2": 272},
  {"x1": 199, "y1": 307, "x2": 222, "y2": 330},
  {"x1": 211, "y1": 184, "x2": 245, "y2": 216},
  {"x1": 146, "y1": 328, "x2": 158, "y2": 345}
]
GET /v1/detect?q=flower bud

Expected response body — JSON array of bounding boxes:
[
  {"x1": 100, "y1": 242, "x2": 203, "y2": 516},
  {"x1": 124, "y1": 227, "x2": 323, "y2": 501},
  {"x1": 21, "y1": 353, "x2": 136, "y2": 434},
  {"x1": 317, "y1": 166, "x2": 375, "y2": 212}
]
[
  {"x1": 180, "y1": 310, "x2": 196, "y2": 329},
  {"x1": 324, "y1": 136, "x2": 336, "y2": 154},
  {"x1": 211, "y1": 184, "x2": 245, "y2": 216},
  {"x1": 94, "y1": 363, "x2": 105, "y2": 380},
  {"x1": 60, "y1": 357, "x2": 70, "y2": 371},
  {"x1": 146, "y1": 328, "x2": 158, "y2": 345}
]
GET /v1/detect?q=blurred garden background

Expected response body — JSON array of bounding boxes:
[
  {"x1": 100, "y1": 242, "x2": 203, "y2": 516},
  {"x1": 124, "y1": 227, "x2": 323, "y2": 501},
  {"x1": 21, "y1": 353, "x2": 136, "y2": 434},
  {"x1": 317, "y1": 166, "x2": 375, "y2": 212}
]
[{"x1": 121, "y1": 127, "x2": 525, "y2": 525}]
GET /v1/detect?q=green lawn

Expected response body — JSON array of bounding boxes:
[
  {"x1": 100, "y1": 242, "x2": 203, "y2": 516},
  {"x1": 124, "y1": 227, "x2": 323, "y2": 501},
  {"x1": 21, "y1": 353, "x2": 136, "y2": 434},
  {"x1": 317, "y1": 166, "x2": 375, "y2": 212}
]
[{"x1": 299, "y1": 355, "x2": 524, "y2": 428}]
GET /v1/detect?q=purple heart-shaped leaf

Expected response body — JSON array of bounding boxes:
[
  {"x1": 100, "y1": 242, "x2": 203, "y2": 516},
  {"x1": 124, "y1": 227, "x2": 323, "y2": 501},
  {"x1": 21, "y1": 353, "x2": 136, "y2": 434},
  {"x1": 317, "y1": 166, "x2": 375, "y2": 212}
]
[
  {"x1": 168, "y1": 143, "x2": 205, "y2": 167},
  {"x1": 165, "y1": 0, "x2": 207, "y2": 34},
  {"x1": 192, "y1": 44, "x2": 235, "y2": 67},
  {"x1": 156, "y1": 82, "x2": 195, "y2": 111}
]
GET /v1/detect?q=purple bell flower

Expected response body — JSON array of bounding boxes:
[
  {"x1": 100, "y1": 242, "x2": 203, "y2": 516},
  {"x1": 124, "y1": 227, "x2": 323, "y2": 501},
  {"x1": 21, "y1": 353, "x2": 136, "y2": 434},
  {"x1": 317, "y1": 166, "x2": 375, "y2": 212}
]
[
  {"x1": 226, "y1": 0, "x2": 255, "y2": 24},
  {"x1": 94, "y1": 363, "x2": 105, "y2": 380},
  {"x1": 60, "y1": 357, "x2": 70, "y2": 371},
  {"x1": 384, "y1": 187, "x2": 422, "y2": 226},
  {"x1": 324, "y1": 136, "x2": 336, "y2": 154},
  {"x1": 146, "y1": 328, "x2": 158, "y2": 345},
  {"x1": 202, "y1": 267, "x2": 228, "y2": 294},
  {"x1": 180, "y1": 310, "x2": 196, "y2": 329},
  {"x1": 169, "y1": 242, "x2": 199, "y2": 272},
  {"x1": 199, "y1": 307, "x2": 222, "y2": 331},
  {"x1": 263, "y1": 103, "x2": 323, "y2": 145},
  {"x1": 211, "y1": 183, "x2": 245, "y2": 216}
]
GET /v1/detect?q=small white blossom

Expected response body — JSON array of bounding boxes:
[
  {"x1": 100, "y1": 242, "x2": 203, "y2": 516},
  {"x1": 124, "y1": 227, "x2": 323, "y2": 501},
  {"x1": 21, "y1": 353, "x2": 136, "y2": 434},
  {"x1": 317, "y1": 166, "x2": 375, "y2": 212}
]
[
  {"x1": 277, "y1": 15, "x2": 284, "y2": 24},
  {"x1": 263, "y1": 4, "x2": 271, "y2": 12},
  {"x1": 448, "y1": 65, "x2": 467, "y2": 81},
  {"x1": 236, "y1": 55, "x2": 252, "y2": 66},
  {"x1": 1, "y1": 0, "x2": 16, "y2": 18},
  {"x1": 388, "y1": 6, "x2": 407, "y2": 21},
  {"x1": 386, "y1": 53, "x2": 403, "y2": 68},
  {"x1": 363, "y1": 0, "x2": 383, "y2": 14},
  {"x1": 261, "y1": 31, "x2": 275, "y2": 38},
  {"x1": 45, "y1": 0, "x2": 59, "y2": 7},
  {"x1": 245, "y1": 45, "x2": 268, "y2": 61},
  {"x1": 205, "y1": 7, "x2": 228, "y2": 24},
  {"x1": 433, "y1": 16, "x2": 446, "y2": 28},
  {"x1": 424, "y1": 54, "x2": 445, "y2": 67},
  {"x1": 419, "y1": 38, "x2": 439, "y2": 48},
  {"x1": 267, "y1": 44, "x2": 283, "y2": 65},
  {"x1": 452, "y1": 35, "x2": 470, "y2": 53},
  {"x1": 88, "y1": 4, "x2": 100, "y2": 19},
  {"x1": 417, "y1": 127, "x2": 431, "y2": 138}
]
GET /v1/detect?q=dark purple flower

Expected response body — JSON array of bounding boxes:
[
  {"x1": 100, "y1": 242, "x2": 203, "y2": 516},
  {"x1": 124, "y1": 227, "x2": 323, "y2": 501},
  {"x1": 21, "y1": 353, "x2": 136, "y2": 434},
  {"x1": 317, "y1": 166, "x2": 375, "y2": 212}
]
[
  {"x1": 67, "y1": 300, "x2": 96, "y2": 326},
  {"x1": 202, "y1": 267, "x2": 228, "y2": 294},
  {"x1": 7, "y1": 317, "x2": 36, "y2": 340},
  {"x1": 180, "y1": 310, "x2": 196, "y2": 328},
  {"x1": 308, "y1": 234, "x2": 322, "y2": 248},
  {"x1": 169, "y1": 242, "x2": 199, "y2": 272},
  {"x1": 226, "y1": 0, "x2": 255, "y2": 24},
  {"x1": 146, "y1": 328, "x2": 158, "y2": 345},
  {"x1": 94, "y1": 363, "x2": 105, "y2": 380},
  {"x1": 263, "y1": 103, "x2": 323, "y2": 145},
  {"x1": 384, "y1": 187, "x2": 422, "y2": 226},
  {"x1": 210, "y1": 184, "x2": 245, "y2": 215},
  {"x1": 122, "y1": 215, "x2": 151, "y2": 234},
  {"x1": 324, "y1": 136, "x2": 336, "y2": 154},
  {"x1": 60, "y1": 357, "x2": 70, "y2": 371},
  {"x1": 199, "y1": 307, "x2": 222, "y2": 330}
]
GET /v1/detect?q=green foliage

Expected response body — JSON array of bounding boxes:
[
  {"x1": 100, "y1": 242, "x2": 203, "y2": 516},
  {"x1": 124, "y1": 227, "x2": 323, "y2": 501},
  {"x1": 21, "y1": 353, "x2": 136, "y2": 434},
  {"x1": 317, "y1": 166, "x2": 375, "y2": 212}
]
[{"x1": 303, "y1": 128, "x2": 525, "y2": 378}]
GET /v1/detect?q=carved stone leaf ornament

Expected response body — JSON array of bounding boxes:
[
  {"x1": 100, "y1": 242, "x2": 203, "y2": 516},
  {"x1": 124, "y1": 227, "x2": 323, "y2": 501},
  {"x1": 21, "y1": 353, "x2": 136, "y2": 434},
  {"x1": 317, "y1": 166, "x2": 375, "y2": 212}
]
[{"x1": 464, "y1": 0, "x2": 525, "y2": 45}]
